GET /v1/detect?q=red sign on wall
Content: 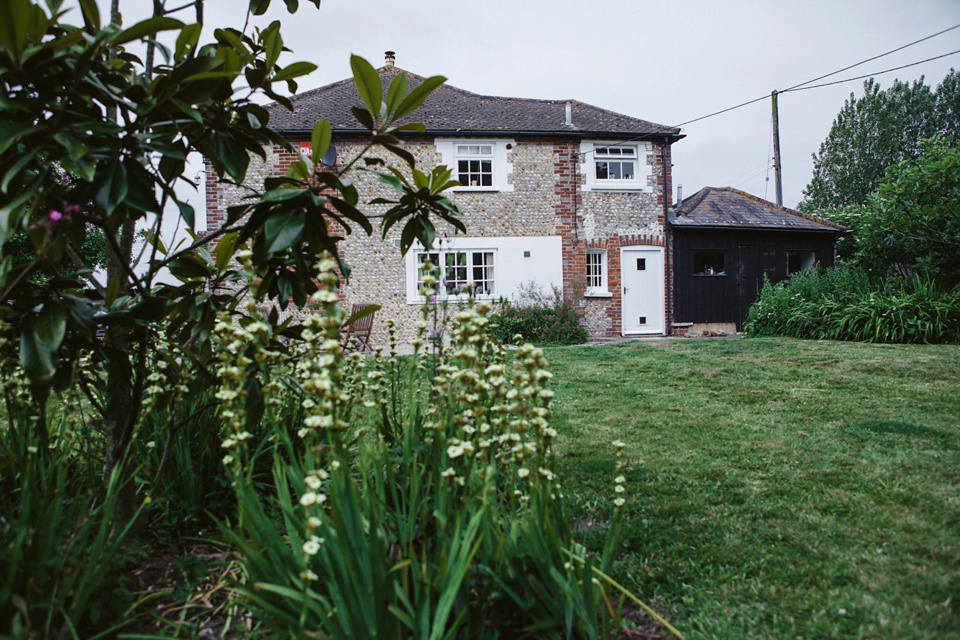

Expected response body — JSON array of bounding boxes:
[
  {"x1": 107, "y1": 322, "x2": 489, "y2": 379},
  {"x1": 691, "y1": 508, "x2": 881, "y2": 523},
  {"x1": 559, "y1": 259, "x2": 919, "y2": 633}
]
[{"x1": 299, "y1": 141, "x2": 311, "y2": 158}]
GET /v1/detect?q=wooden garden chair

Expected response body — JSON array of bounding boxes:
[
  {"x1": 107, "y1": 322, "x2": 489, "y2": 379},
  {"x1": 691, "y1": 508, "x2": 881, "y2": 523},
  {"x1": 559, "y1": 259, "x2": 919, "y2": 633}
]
[{"x1": 341, "y1": 303, "x2": 376, "y2": 354}]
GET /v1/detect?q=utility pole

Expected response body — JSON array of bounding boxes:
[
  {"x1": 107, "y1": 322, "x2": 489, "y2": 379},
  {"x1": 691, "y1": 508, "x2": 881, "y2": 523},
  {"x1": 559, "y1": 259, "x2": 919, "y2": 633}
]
[{"x1": 771, "y1": 90, "x2": 783, "y2": 207}]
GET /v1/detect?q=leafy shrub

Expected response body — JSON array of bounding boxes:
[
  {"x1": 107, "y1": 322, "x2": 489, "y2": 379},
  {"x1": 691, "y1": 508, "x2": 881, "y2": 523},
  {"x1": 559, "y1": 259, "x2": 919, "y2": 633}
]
[
  {"x1": 211, "y1": 257, "x2": 676, "y2": 639},
  {"x1": 492, "y1": 282, "x2": 589, "y2": 345},
  {"x1": 745, "y1": 266, "x2": 960, "y2": 343}
]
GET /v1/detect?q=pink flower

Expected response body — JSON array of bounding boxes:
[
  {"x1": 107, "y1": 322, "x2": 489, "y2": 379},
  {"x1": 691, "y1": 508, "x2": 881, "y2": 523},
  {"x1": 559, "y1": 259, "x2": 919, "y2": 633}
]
[{"x1": 48, "y1": 210, "x2": 64, "y2": 222}]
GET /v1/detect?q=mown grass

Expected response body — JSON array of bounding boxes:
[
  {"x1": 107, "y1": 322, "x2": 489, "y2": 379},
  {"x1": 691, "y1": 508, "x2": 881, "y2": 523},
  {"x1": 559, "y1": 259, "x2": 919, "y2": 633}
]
[{"x1": 546, "y1": 337, "x2": 960, "y2": 640}]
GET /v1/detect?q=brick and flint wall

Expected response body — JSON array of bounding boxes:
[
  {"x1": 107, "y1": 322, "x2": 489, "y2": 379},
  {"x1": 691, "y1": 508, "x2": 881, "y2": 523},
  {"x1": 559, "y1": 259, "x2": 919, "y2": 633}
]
[{"x1": 205, "y1": 135, "x2": 672, "y2": 344}]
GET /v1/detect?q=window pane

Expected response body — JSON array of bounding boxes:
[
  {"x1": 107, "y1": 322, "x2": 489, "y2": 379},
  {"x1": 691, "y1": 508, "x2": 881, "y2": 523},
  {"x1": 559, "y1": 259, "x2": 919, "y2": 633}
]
[
  {"x1": 622, "y1": 162, "x2": 634, "y2": 180},
  {"x1": 787, "y1": 250, "x2": 816, "y2": 274},
  {"x1": 693, "y1": 250, "x2": 725, "y2": 275},
  {"x1": 609, "y1": 163, "x2": 622, "y2": 179},
  {"x1": 596, "y1": 161, "x2": 608, "y2": 179}
]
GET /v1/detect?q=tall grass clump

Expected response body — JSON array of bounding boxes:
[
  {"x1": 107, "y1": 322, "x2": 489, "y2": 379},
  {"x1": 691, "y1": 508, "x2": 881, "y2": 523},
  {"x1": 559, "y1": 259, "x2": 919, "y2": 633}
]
[
  {"x1": 492, "y1": 282, "x2": 589, "y2": 345},
  {"x1": 746, "y1": 266, "x2": 960, "y2": 343},
  {"x1": 0, "y1": 325, "x2": 139, "y2": 639},
  {"x1": 216, "y1": 256, "x2": 679, "y2": 639}
]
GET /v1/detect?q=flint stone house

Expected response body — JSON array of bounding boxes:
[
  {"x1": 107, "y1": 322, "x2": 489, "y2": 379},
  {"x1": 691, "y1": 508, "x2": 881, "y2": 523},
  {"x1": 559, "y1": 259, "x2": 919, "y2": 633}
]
[
  {"x1": 205, "y1": 57, "x2": 684, "y2": 345},
  {"x1": 669, "y1": 186, "x2": 844, "y2": 333}
]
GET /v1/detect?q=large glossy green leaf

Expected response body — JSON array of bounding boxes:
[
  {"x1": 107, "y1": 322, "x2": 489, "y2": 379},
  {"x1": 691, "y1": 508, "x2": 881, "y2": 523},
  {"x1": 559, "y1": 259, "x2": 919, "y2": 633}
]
[
  {"x1": 35, "y1": 303, "x2": 66, "y2": 353},
  {"x1": 21, "y1": 325, "x2": 56, "y2": 385},
  {"x1": 114, "y1": 17, "x2": 184, "y2": 46},
  {"x1": 213, "y1": 132, "x2": 250, "y2": 184},
  {"x1": 311, "y1": 120, "x2": 331, "y2": 164},
  {"x1": 272, "y1": 61, "x2": 317, "y2": 83},
  {"x1": 393, "y1": 75, "x2": 445, "y2": 121},
  {"x1": 264, "y1": 26, "x2": 281, "y2": 72},
  {"x1": 214, "y1": 233, "x2": 238, "y2": 271},
  {"x1": 177, "y1": 201, "x2": 195, "y2": 228},
  {"x1": 0, "y1": 0, "x2": 33, "y2": 59},
  {"x1": 0, "y1": 122, "x2": 41, "y2": 156},
  {"x1": 264, "y1": 210, "x2": 305, "y2": 254},
  {"x1": 385, "y1": 72, "x2": 407, "y2": 114},
  {"x1": 77, "y1": 0, "x2": 99, "y2": 30},
  {"x1": 175, "y1": 23, "x2": 201, "y2": 61},
  {"x1": 95, "y1": 161, "x2": 128, "y2": 214},
  {"x1": 350, "y1": 54, "x2": 381, "y2": 116},
  {"x1": 1, "y1": 147, "x2": 39, "y2": 193},
  {"x1": 350, "y1": 106, "x2": 374, "y2": 130},
  {"x1": 20, "y1": 303, "x2": 66, "y2": 386}
]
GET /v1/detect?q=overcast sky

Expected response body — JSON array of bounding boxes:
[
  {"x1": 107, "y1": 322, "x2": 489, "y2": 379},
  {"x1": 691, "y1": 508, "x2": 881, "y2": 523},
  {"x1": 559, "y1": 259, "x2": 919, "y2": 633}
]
[{"x1": 110, "y1": 0, "x2": 960, "y2": 214}]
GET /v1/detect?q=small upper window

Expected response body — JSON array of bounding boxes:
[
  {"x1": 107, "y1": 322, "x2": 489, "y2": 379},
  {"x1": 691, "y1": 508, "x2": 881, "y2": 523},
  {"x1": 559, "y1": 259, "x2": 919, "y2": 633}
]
[
  {"x1": 693, "y1": 250, "x2": 725, "y2": 276},
  {"x1": 456, "y1": 144, "x2": 493, "y2": 188},
  {"x1": 594, "y1": 146, "x2": 636, "y2": 181},
  {"x1": 787, "y1": 250, "x2": 816, "y2": 275}
]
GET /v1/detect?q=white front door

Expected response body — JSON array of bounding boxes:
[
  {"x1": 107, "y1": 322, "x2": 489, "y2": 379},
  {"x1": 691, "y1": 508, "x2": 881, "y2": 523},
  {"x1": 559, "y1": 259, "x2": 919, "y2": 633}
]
[{"x1": 621, "y1": 246, "x2": 664, "y2": 335}]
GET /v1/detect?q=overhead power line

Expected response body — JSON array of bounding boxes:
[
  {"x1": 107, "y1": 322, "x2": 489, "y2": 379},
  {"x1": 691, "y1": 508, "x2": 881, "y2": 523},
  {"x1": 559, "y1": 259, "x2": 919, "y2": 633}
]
[
  {"x1": 783, "y1": 23, "x2": 960, "y2": 92},
  {"x1": 781, "y1": 49, "x2": 960, "y2": 93},
  {"x1": 579, "y1": 23, "x2": 960, "y2": 158},
  {"x1": 672, "y1": 22, "x2": 960, "y2": 129}
]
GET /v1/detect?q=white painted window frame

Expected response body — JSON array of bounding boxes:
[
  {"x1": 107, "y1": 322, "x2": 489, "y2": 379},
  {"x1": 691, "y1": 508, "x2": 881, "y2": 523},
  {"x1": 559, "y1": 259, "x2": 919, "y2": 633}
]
[
  {"x1": 585, "y1": 249, "x2": 611, "y2": 297},
  {"x1": 434, "y1": 138, "x2": 514, "y2": 192},
  {"x1": 409, "y1": 247, "x2": 498, "y2": 302},
  {"x1": 580, "y1": 141, "x2": 652, "y2": 192}
]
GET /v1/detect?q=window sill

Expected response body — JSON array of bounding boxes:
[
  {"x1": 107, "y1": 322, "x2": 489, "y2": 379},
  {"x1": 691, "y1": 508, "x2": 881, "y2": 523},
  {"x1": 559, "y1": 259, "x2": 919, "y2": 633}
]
[
  {"x1": 409, "y1": 295, "x2": 498, "y2": 305},
  {"x1": 452, "y1": 188, "x2": 500, "y2": 193},
  {"x1": 584, "y1": 290, "x2": 613, "y2": 299},
  {"x1": 587, "y1": 183, "x2": 644, "y2": 191}
]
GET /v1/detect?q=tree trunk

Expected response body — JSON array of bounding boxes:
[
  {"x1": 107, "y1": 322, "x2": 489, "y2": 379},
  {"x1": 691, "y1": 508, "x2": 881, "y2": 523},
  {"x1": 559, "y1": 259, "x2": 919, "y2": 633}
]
[{"x1": 102, "y1": 218, "x2": 143, "y2": 531}]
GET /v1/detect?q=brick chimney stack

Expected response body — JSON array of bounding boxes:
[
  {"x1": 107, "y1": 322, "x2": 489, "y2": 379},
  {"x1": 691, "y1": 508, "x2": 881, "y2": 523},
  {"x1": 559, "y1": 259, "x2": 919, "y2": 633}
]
[{"x1": 385, "y1": 51, "x2": 396, "y2": 67}]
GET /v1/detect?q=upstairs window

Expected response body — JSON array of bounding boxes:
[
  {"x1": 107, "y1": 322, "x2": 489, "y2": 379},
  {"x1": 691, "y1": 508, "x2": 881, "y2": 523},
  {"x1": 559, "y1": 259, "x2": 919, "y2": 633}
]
[
  {"x1": 594, "y1": 146, "x2": 636, "y2": 181},
  {"x1": 456, "y1": 144, "x2": 493, "y2": 188},
  {"x1": 581, "y1": 141, "x2": 651, "y2": 191}
]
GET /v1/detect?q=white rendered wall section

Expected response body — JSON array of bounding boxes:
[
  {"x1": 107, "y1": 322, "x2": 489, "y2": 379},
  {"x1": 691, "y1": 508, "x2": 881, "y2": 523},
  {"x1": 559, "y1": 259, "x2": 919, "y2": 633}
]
[{"x1": 405, "y1": 235, "x2": 562, "y2": 304}]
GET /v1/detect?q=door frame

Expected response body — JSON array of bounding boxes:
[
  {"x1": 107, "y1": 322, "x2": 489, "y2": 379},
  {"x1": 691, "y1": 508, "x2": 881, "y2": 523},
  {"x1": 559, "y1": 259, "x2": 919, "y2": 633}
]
[{"x1": 619, "y1": 245, "x2": 665, "y2": 336}]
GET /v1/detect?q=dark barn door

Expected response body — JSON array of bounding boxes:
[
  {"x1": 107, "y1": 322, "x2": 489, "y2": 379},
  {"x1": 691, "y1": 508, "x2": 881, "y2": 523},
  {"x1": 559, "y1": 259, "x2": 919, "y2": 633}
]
[{"x1": 737, "y1": 245, "x2": 776, "y2": 330}]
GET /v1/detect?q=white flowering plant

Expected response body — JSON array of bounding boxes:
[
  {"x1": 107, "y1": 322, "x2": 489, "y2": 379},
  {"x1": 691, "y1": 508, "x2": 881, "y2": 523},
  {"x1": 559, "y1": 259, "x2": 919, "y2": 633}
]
[{"x1": 215, "y1": 259, "x2": 677, "y2": 639}]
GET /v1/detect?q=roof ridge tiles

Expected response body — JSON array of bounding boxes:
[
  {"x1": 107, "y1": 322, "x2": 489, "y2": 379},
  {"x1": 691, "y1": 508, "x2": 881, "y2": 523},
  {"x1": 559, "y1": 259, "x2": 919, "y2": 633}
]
[
  {"x1": 265, "y1": 65, "x2": 683, "y2": 138},
  {"x1": 675, "y1": 186, "x2": 845, "y2": 232}
]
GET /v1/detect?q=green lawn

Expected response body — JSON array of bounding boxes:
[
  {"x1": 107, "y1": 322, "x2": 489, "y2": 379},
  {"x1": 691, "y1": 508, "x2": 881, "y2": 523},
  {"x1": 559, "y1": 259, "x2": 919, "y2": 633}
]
[{"x1": 546, "y1": 337, "x2": 960, "y2": 640}]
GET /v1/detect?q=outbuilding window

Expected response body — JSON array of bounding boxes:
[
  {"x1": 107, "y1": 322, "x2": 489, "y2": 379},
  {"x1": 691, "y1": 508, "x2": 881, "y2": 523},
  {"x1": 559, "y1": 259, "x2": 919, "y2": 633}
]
[
  {"x1": 693, "y1": 249, "x2": 726, "y2": 276},
  {"x1": 787, "y1": 250, "x2": 816, "y2": 275}
]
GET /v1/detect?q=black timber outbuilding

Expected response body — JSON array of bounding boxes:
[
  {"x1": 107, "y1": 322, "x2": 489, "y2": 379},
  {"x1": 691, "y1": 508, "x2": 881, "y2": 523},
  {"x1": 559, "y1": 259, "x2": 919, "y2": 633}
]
[{"x1": 669, "y1": 187, "x2": 844, "y2": 332}]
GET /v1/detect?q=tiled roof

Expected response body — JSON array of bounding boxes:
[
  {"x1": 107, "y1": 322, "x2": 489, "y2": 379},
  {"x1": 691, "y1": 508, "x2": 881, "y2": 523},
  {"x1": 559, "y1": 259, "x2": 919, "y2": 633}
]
[
  {"x1": 671, "y1": 187, "x2": 845, "y2": 233},
  {"x1": 266, "y1": 66, "x2": 682, "y2": 140}
]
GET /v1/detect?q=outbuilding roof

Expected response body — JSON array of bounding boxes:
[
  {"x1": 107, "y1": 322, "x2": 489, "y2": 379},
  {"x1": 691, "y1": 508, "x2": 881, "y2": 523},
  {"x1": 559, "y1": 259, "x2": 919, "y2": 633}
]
[
  {"x1": 266, "y1": 66, "x2": 683, "y2": 140},
  {"x1": 670, "y1": 187, "x2": 844, "y2": 233}
]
